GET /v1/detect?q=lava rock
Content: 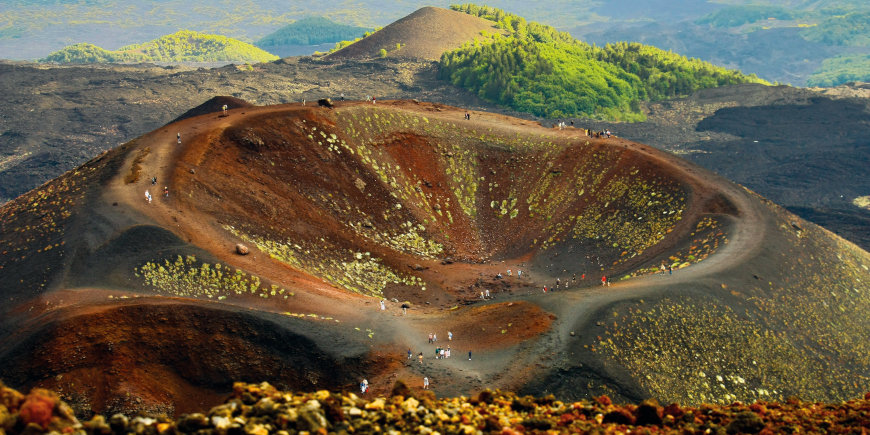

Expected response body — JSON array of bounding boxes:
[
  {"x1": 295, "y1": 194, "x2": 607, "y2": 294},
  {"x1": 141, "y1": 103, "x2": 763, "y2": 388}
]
[
  {"x1": 634, "y1": 399, "x2": 663, "y2": 426},
  {"x1": 236, "y1": 244, "x2": 250, "y2": 255},
  {"x1": 726, "y1": 411, "x2": 765, "y2": 434}
]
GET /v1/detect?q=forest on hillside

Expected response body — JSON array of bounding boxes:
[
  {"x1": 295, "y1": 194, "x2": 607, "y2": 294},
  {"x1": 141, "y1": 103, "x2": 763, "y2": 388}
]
[
  {"x1": 439, "y1": 4, "x2": 765, "y2": 120},
  {"x1": 42, "y1": 31, "x2": 278, "y2": 63},
  {"x1": 256, "y1": 17, "x2": 372, "y2": 48}
]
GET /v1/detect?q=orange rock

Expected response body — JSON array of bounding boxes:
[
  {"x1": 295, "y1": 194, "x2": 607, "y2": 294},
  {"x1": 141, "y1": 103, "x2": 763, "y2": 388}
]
[{"x1": 19, "y1": 389, "x2": 57, "y2": 429}]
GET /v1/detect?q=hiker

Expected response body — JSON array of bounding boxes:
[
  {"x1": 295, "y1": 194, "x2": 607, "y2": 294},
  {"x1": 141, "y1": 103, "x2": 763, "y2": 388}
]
[
  {"x1": 448, "y1": 331, "x2": 453, "y2": 341},
  {"x1": 485, "y1": 289, "x2": 490, "y2": 299},
  {"x1": 145, "y1": 190, "x2": 152, "y2": 204},
  {"x1": 440, "y1": 348, "x2": 445, "y2": 359},
  {"x1": 428, "y1": 333, "x2": 433, "y2": 344},
  {"x1": 423, "y1": 376, "x2": 429, "y2": 390},
  {"x1": 372, "y1": 96, "x2": 376, "y2": 104},
  {"x1": 380, "y1": 299, "x2": 386, "y2": 311},
  {"x1": 402, "y1": 302, "x2": 409, "y2": 315},
  {"x1": 668, "y1": 264, "x2": 673, "y2": 275},
  {"x1": 433, "y1": 333, "x2": 437, "y2": 342},
  {"x1": 163, "y1": 186, "x2": 169, "y2": 198},
  {"x1": 468, "y1": 351, "x2": 472, "y2": 361},
  {"x1": 507, "y1": 269, "x2": 512, "y2": 276},
  {"x1": 151, "y1": 176, "x2": 157, "y2": 185},
  {"x1": 496, "y1": 273, "x2": 502, "y2": 279},
  {"x1": 542, "y1": 286, "x2": 547, "y2": 293},
  {"x1": 435, "y1": 347, "x2": 440, "y2": 359},
  {"x1": 222, "y1": 104, "x2": 228, "y2": 115},
  {"x1": 446, "y1": 346, "x2": 450, "y2": 359},
  {"x1": 517, "y1": 270, "x2": 522, "y2": 278},
  {"x1": 340, "y1": 93, "x2": 345, "y2": 101},
  {"x1": 177, "y1": 132, "x2": 181, "y2": 145},
  {"x1": 302, "y1": 99, "x2": 306, "y2": 106},
  {"x1": 601, "y1": 276, "x2": 607, "y2": 286},
  {"x1": 360, "y1": 379, "x2": 368, "y2": 394},
  {"x1": 418, "y1": 352, "x2": 423, "y2": 364},
  {"x1": 408, "y1": 348, "x2": 412, "y2": 360},
  {"x1": 660, "y1": 263, "x2": 666, "y2": 275}
]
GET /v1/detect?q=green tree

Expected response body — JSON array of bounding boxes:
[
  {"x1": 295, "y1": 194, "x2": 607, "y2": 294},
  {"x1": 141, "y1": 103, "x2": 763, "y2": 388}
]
[{"x1": 441, "y1": 4, "x2": 767, "y2": 121}]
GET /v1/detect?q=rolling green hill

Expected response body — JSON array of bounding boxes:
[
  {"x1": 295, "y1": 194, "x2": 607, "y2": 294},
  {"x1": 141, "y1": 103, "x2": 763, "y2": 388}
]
[
  {"x1": 42, "y1": 30, "x2": 278, "y2": 64},
  {"x1": 256, "y1": 17, "x2": 372, "y2": 48},
  {"x1": 807, "y1": 53, "x2": 870, "y2": 86},
  {"x1": 439, "y1": 4, "x2": 767, "y2": 121}
]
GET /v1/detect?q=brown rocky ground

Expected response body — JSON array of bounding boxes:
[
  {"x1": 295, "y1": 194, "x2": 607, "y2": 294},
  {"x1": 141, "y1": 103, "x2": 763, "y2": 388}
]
[
  {"x1": 3, "y1": 381, "x2": 869, "y2": 434},
  {"x1": 1, "y1": 100, "x2": 868, "y2": 418}
]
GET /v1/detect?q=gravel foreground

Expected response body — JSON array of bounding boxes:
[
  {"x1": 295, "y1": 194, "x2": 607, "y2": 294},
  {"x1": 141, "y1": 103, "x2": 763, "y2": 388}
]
[{"x1": 1, "y1": 381, "x2": 868, "y2": 434}]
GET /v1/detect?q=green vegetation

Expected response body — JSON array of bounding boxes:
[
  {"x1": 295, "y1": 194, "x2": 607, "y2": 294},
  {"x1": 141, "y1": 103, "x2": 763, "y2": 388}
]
[
  {"x1": 255, "y1": 17, "x2": 372, "y2": 48},
  {"x1": 626, "y1": 216, "x2": 726, "y2": 279},
  {"x1": 42, "y1": 30, "x2": 278, "y2": 63},
  {"x1": 225, "y1": 225, "x2": 425, "y2": 298},
  {"x1": 135, "y1": 255, "x2": 292, "y2": 300},
  {"x1": 440, "y1": 4, "x2": 766, "y2": 120},
  {"x1": 807, "y1": 53, "x2": 870, "y2": 86},
  {"x1": 801, "y1": 11, "x2": 870, "y2": 46},
  {"x1": 595, "y1": 200, "x2": 870, "y2": 405},
  {"x1": 695, "y1": 5, "x2": 801, "y2": 28}
]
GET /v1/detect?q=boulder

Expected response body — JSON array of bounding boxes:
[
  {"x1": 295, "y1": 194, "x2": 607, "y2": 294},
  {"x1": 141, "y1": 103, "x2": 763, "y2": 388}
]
[{"x1": 235, "y1": 244, "x2": 250, "y2": 255}]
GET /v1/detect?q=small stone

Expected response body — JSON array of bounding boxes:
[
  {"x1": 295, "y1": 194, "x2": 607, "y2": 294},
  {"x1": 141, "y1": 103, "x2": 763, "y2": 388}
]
[
  {"x1": 365, "y1": 398, "x2": 386, "y2": 410},
  {"x1": 109, "y1": 413, "x2": 129, "y2": 432},
  {"x1": 635, "y1": 399, "x2": 663, "y2": 426},
  {"x1": 236, "y1": 244, "x2": 249, "y2": 255},
  {"x1": 253, "y1": 397, "x2": 277, "y2": 416},
  {"x1": 244, "y1": 423, "x2": 269, "y2": 435},
  {"x1": 726, "y1": 411, "x2": 764, "y2": 434},
  {"x1": 178, "y1": 413, "x2": 209, "y2": 432},
  {"x1": 84, "y1": 415, "x2": 112, "y2": 434},
  {"x1": 603, "y1": 409, "x2": 635, "y2": 425},
  {"x1": 402, "y1": 397, "x2": 420, "y2": 413},
  {"x1": 212, "y1": 415, "x2": 231, "y2": 430},
  {"x1": 298, "y1": 400, "x2": 327, "y2": 431}
]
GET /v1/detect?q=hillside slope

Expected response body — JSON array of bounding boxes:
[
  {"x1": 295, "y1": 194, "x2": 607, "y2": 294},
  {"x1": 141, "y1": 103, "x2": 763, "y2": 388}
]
[
  {"x1": 0, "y1": 100, "x2": 867, "y2": 416},
  {"x1": 326, "y1": 7, "x2": 504, "y2": 60},
  {"x1": 42, "y1": 30, "x2": 278, "y2": 64}
]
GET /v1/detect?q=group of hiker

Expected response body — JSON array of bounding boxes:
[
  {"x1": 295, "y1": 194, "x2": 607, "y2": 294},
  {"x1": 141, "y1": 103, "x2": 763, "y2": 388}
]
[{"x1": 142, "y1": 132, "x2": 182, "y2": 204}]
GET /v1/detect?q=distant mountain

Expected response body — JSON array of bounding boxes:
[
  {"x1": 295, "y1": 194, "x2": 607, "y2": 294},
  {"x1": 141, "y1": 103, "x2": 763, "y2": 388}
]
[
  {"x1": 574, "y1": 2, "x2": 870, "y2": 86},
  {"x1": 41, "y1": 30, "x2": 278, "y2": 64},
  {"x1": 807, "y1": 53, "x2": 870, "y2": 86},
  {"x1": 256, "y1": 17, "x2": 371, "y2": 57},
  {"x1": 326, "y1": 6, "x2": 503, "y2": 61}
]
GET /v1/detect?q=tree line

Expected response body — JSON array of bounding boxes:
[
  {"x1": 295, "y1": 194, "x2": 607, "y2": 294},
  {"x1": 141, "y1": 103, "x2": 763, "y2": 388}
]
[{"x1": 441, "y1": 4, "x2": 767, "y2": 120}]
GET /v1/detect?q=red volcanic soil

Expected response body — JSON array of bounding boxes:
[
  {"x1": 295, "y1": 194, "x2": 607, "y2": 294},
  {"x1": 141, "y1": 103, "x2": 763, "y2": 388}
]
[
  {"x1": 1, "y1": 98, "x2": 868, "y2": 417},
  {"x1": 326, "y1": 7, "x2": 504, "y2": 60}
]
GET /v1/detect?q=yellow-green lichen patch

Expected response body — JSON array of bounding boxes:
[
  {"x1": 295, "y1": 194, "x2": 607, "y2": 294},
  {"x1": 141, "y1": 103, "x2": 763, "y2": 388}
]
[
  {"x1": 626, "y1": 216, "x2": 727, "y2": 278},
  {"x1": 225, "y1": 225, "x2": 424, "y2": 297},
  {"x1": 135, "y1": 255, "x2": 291, "y2": 300}
]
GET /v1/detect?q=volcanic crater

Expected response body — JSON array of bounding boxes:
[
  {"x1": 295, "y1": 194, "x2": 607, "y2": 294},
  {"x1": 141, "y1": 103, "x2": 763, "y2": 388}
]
[{"x1": 1, "y1": 99, "x2": 868, "y2": 416}]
